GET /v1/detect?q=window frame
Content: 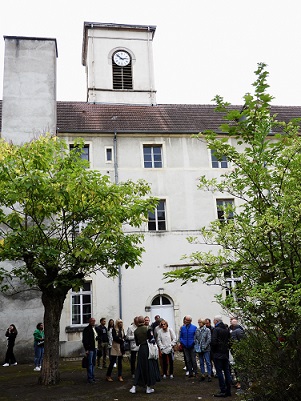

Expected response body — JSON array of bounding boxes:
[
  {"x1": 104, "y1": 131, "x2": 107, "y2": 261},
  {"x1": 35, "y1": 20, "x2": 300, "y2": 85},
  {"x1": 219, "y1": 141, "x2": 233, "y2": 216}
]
[
  {"x1": 105, "y1": 146, "x2": 113, "y2": 163},
  {"x1": 210, "y1": 149, "x2": 229, "y2": 168},
  {"x1": 69, "y1": 141, "x2": 93, "y2": 167},
  {"x1": 70, "y1": 281, "x2": 92, "y2": 326},
  {"x1": 216, "y1": 199, "x2": 234, "y2": 222},
  {"x1": 148, "y1": 199, "x2": 167, "y2": 231},
  {"x1": 225, "y1": 270, "x2": 243, "y2": 303},
  {"x1": 143, "y1": 144, "x2": 163, "y2": 168}
]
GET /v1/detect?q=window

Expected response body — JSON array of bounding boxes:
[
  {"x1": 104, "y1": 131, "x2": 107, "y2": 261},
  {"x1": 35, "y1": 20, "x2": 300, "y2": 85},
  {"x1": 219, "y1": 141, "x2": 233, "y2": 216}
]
[
  {"x1": 105, "y1": 147, "x2": 113, "y2": 163},
  {"x1": 211, "y1": 149, "x2": 228, "y2": 168},
  {"x1": 69, "y1": 144, "x2": 90, "y2": 162},
  {"x1": 112, "y1": 52, "x2": 133, "y2": 90},
  {"x1": 143, "y1": 145, "x2": 163, "y2": 168},
  {"x1": 148, "y1": 200, "x2": 166, "y2": 231},
  {"x1": 151, "y1": 295, "x2": 172, "y2": 306},
  {"x1": 225, "y1": 270, "x2": 243, "y2": 303},
  {"x1": 216, "y1": 199, "x2": 234, "y2": 222},
  {"x1": 71, "y1": 282, "x2": 92, "y2": 325}
]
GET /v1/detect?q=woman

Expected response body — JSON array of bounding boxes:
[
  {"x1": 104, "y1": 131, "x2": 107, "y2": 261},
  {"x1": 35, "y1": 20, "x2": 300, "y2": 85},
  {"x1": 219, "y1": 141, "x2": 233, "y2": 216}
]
[
  {"x1": 107, "y1": 319, "x2": 114, "y2": 356},
  {"x1": 106, "y1": 319, "x2": 125, "y2": 382},
  {"x1": 3, "y1": 324, "x2": 18, "y2": 367},
  {"x1": 33, "y1": 322, "x2": 44, "y2": 371},
  {"x1": 156, "y1": 320, "x2": 176, "y2": 378},
  {"x1": 129, "y1": 315, "x2": 161, "y2": 394},
  {"x1": 195, "y1": 319, "x2": 212, "y2": 381}
]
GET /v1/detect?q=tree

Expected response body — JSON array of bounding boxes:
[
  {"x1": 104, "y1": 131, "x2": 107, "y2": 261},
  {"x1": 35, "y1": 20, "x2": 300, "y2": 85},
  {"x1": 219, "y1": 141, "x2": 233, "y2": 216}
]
[
  {"x1": 0, "y1": 135, "x2": 157, "y2": 385},
  {"x1": 164, "y1": 63, "x2": 301, "y2": 400}
]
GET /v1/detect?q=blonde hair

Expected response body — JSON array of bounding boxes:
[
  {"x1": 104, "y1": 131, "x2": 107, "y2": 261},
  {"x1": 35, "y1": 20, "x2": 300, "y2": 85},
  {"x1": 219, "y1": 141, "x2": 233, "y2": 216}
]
[{"x1": 114, "y1": 319, "x2": 123, "y2": 329}]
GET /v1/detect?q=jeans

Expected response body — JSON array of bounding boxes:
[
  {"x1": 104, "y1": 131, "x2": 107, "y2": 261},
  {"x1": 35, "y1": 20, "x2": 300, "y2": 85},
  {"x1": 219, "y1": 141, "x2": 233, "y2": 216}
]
[
  {"x1": 34, "y1": 344, "x2": 44, "y2": 368},
  {"x1": 198, "y1": 351, "x2": 212, "y2": 376},
  {"x1": 214, "y1": 358, "x2": 232, "y2": 395},
  {"x1": 87, "y1": 349, "x2": 97, "y2": 382}
]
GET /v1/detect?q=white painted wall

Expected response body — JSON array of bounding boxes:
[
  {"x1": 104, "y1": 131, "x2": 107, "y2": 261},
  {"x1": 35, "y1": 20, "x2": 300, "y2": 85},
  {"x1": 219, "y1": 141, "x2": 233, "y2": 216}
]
[{"x1": 2, "y1": 37, "x2": 57, "y2": 144}]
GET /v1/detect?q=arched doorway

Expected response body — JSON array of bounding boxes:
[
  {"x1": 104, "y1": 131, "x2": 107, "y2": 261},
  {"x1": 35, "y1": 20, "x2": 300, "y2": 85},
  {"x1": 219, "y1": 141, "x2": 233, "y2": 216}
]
[{"x1": 150, "y1": 295, "x2": 175, "y2": 333}]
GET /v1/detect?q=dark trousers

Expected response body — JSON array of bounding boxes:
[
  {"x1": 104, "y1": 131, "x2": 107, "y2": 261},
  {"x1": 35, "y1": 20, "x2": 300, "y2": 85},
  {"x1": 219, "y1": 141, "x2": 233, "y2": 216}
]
[
  {"x1": 130, "y1": 350, "x2": 137, "y2": 375},
  {"x1": 5, "y1": 345, "x2": 16, "y2": 364},
  {"x1": 214, "y1": 358, "x2": 232, "y2": 395},
  {"x1": 162, "y1": 352, "x2": 174, "y2": 375},
  {"x1": 106, "y1": 355, "x2": 123, "y2": 377},
  {"x1": 183, "y1": 347, "x2": 197, "y2": 376}
]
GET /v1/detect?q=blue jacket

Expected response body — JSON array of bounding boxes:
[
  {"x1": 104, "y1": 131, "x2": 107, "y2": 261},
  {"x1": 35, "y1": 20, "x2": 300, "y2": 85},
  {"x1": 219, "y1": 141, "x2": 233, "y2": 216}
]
[{"x1": 180, "y1": 323, "x2": 197, "y2": 349}]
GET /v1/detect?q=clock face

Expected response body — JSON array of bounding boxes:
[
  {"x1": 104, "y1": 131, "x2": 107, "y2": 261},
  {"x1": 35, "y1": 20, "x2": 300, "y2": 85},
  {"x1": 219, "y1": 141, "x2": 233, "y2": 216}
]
[{"x1": 113, "y1": 51, "x2": 131, "y2": 67}]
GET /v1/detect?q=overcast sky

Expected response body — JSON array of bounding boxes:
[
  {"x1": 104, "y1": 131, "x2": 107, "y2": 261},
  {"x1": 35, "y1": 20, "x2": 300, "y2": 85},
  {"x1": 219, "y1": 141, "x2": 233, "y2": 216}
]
[{"x1": 1, "y1": 0, "x2": 301, "y2": 106}]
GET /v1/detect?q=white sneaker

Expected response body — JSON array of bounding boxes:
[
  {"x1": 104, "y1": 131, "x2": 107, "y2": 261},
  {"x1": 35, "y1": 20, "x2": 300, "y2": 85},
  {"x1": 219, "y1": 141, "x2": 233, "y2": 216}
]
[
  {"x1": 186, "y1": 371, "x2": 189, "y2": 376},
  {"x1": 146, "y1": 387, "x2": 155, "y2": 394},
  {"x1": 2, "y1": 363, "x2": 9, "y2": 367},
  {"x1": 170, "y1": 374, "x2": 174, "y2": 379},
  {"x1": 163, "y1": 374, "x2": 167, "y2": 379},
  {"x1": 12, "y1": 362, "x2": 17, "y2": 366},
  {"x1": 34, "y1": 367, "x2": 41, "y2": 371},
  {"x1": 129, "y1": 386, "x2": 136, "y2": 394},
  {"x1": 183, "y1": 366, "x2": 187, "y2": 370}
]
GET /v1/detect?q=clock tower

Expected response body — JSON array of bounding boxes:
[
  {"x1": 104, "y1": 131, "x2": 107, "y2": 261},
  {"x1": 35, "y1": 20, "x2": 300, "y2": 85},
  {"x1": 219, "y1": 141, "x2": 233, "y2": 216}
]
[{"x1": 82, "y1": 22, "x2": 157, "y2": 105}]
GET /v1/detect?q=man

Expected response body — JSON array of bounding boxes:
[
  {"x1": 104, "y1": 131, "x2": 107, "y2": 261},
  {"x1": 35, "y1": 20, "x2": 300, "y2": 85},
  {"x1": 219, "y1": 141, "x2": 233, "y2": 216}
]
[
  {"x1": 126, "y1": 316, "x2": 140, "y2": 378},
  {"x1": 179, "y1": 315, "x2": 198, "y2": 377},
  {"x1": 229, "y1": 318, "x2": 245, "y2": 392},
  {"x1": 96, "y1": 317, "x2": 109, "y2": 369},
  {"x1": 205, "y1": 317, "x2": 216, "y2": 376},
  {"x1": 211, "y1": 315, "x2": 232, "y2": 398},
  {"x1": 144, "y1": 316, "x2": 151, "y2": 327},
  {"x1": 82, "y1": 317, "x2": 98, "y2": 384},
  {"x1": 151, "y1": 315, "x2": 161, "y2": 331}
]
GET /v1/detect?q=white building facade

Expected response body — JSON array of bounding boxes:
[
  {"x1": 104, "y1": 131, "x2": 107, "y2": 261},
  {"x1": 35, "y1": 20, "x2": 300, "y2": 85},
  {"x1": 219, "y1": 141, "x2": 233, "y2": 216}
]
[{"x1": 1, "y1": 22, "x2": 300, "y2": 359}]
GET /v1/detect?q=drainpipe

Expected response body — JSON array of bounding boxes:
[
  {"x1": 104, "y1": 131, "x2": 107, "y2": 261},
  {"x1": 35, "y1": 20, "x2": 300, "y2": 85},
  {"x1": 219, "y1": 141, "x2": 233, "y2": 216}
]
[{"x1": 114, "y1": 131, "x2": 122, "y2": 319}]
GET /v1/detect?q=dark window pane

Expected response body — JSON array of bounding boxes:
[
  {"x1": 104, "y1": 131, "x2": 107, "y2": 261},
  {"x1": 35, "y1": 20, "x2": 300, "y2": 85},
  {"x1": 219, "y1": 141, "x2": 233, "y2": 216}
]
[
  {"x1": 162, "y1": 296, "x2": 171, "y2": 305},
  {"x1": 83, "y1": 282, "x2": 91, "y2": 291},
  {"x1": 151, "y1": 296, "x2": 160, "y2": 305},
  {"x1": 106, "y1": 148, "x2": 112, "y2": 161},
  {"x1": 72, "y1": 295, "x2": 80, "y2": 304},
  {"x1": 148, "y1": 221, "x2": 156, "y2": 231},
  {"x1": 158, "y1": 221, "x2": 166, "y2": 230}
]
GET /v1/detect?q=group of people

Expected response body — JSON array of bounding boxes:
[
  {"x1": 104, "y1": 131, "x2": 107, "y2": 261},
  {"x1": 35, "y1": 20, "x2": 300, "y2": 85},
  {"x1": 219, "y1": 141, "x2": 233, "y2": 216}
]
[
  {"x1": 2, "y1": 322, "x2": 45, "y2": 372},
  {"x1": 179, "y1": 315, "x2": 245, "y2": 398},
  {"x1": 82, "y1": 313, "x2": 244, "y2": 397}
]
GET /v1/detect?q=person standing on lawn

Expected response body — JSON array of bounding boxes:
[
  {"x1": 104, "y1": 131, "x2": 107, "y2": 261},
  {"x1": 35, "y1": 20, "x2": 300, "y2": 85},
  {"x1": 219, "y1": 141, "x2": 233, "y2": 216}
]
[{"x1": 3, "y1": 324, "x2": 18, "y2": 367}]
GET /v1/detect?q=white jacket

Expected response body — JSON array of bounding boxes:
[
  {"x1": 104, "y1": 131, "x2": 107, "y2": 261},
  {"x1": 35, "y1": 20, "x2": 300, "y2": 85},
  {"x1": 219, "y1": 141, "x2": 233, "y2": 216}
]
[
  {"x1": 157, "y1": 327, "x2": 177, "y2": 354},
  {"x1": 126, "y1": 323, "x2": 139, "y2": 352}
]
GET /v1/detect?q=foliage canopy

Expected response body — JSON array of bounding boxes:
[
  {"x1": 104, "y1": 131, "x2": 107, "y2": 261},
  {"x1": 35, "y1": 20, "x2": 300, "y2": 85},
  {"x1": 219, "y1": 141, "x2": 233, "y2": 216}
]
[
  {"x1": 164, "y1": 63, "x2": 301, "y2": 400},
  {"x1": 0, "y1": 135, "x2": 157, "y2": 384}
]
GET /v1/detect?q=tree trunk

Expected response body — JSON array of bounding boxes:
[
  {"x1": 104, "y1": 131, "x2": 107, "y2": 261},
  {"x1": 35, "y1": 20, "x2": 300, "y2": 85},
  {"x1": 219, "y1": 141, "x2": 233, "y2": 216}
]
[{"x1": 39, "y1": 289, "x2": 67, "y2": 385}]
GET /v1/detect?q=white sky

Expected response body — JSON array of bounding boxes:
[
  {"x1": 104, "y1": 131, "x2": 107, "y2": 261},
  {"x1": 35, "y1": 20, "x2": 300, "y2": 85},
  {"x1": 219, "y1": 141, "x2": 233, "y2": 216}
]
[{"x1": 1, "y1": 0, "x2": 301, "y2": 106}]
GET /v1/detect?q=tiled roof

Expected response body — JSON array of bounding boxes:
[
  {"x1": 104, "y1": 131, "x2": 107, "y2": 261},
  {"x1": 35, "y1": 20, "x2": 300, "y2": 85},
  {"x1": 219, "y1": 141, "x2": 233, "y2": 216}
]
[
  {"x1": 1, "y1": 101, "x2": 301, "y2": 134},
  {"x1": 56, "y1": 102, "x2": 301, "y2": 134}
]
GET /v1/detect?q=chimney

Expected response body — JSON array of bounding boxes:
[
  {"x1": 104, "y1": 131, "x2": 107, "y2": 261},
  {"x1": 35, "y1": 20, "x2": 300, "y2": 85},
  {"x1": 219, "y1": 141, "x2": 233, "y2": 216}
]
[{"x1": 1, "y1": 36, "x2": 57, "y2": 144}]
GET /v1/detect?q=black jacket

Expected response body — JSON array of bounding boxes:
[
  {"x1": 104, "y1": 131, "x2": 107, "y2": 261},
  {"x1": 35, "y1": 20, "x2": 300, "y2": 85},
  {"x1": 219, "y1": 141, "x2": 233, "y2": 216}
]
[
  {"x1": 82, "y1": 324, "x2": 97, "y2": 351},
  {"x1": 211, "y1": 321, "x2": 230, "y2": 360},
  {"x1": 96, "y1": 324, "x2": 109, "y2": 343},
  {"x1": 5, "y1": 330, "x2": 17, "y2": 347}
]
